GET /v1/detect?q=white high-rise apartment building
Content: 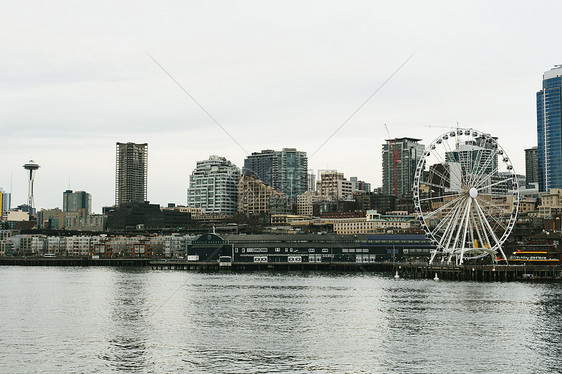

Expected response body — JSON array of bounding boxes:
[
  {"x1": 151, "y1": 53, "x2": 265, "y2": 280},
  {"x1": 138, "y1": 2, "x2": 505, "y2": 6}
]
[{"x1": 187, "y1": 155, "x2": 240, "y2": 215}]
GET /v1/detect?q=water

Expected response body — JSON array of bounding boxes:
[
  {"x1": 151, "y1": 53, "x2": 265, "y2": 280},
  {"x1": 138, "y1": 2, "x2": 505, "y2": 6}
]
[{"x1": 0, "y1": 267, "x2": 561, "y2": 373}]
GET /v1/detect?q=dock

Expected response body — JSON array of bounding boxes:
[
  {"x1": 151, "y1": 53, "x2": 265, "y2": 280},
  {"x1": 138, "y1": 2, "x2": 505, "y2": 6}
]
[
  {"x1": 0, "y1": 257, "x2": 151, "y2": 267},
  {"x1": 149, "y1": 260, "x2": 391, "y2": 272},
  {"x1": 393, "y1": 262, "x2": 562, "y2": 281},
  {"x1": 150, "y1": 260, "x2": 562, "y2": 281},
  {"x1": 2, "y1": 257, "x2": 561, "y2": 281}
]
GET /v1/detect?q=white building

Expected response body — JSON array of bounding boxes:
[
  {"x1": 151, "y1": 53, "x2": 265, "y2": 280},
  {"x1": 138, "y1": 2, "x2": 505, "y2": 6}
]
[
  {"x1": 162, "y1": 234, "x2": 193, "y2": 258},
  {"x1": 316, "y1": 170, "x2": 356, "y2": 201},
  {"x1": 187, "y1": 155, "x2": 240, "y2": 215},
  {"x1": 66, "y1": 214, "x2": 106, "y2": 231},
  {"x1": 297, "y1": 191, "x2": 317, "y2": 217},
  {"x1": 7, "y1": 210, "x2": 29, "y2": 222},
  {"x1": 65, "y1": 236, "x2": 99, "y2": 257},
  {"x1": 0, "y1": 230, "x2": 13, "y2": 256},
  {"x1": 333, "y1": 210, "x2": 417, "y2": 235},
  {"x1": 46, "y1": 236, "x2": 66, "y2": 255}
]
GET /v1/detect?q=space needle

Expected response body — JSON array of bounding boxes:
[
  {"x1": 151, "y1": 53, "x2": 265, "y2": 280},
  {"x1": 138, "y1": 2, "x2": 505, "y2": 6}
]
[{"x1": 23, "y1": 160, "x2": 40, "y2": 210}]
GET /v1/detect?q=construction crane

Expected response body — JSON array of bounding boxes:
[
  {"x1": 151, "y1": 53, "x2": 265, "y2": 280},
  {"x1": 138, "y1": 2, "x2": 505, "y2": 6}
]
[{"x1": 384, "y1": 124, "x2": 400, "y2": 197}]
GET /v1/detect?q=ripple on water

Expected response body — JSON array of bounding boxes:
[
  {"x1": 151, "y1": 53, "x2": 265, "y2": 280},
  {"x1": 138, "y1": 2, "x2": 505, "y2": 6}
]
[{"x1": 0, "y1": 268, "x2": 561, "y2": 373}]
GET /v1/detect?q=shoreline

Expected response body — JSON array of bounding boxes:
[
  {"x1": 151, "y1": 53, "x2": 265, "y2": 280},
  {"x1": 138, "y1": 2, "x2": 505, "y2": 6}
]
[{"x1": 2, "y1": 257, "x2": 561, "y2": 281}]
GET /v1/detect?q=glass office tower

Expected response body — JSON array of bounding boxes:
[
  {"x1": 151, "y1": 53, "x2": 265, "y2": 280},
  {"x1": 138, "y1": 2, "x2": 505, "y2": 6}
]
[{"x1": 537, "y1": 66, "x2": 562, "y2": 192}]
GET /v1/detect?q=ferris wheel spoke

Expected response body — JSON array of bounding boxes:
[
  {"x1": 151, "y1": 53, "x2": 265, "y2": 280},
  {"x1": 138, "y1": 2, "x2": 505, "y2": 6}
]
[
  {"x1": 468, "y1": 209, "x2": 476, "y2": 248},
  {"x1": 419, "y1": 192, "x2": 463, "y2": 203},
  {"x1": 470, "y1": 148, "x2": 498, "y2": 187},
  {"x1": 455, "y1": 198, "x2": 472, "y2": 249},
  {"x1": 442, "y1": 137, "x2": 455, "y2": 154},
  {"x1": 427, "y1": 167, "x2": 452, "y2": 189},
  {"x1": 422, "y1": 180, "x2": 454, "y2": 193},
  {"x1": 423, "y1": 195, "x2": 464, "y2": 218},
  {"x1": 448, "y1": 197, "x2": 469, "y2": 251},
  {"x1": 431, "y1": 208, "x2": 458, "y2": 236},
  {"x1": 467, "y1": 141, "x2": 489, "y2": 186},
  {"x1": 473, "y1": 166, "x2": 502, "y2": 192},
  {"x1": 476, "y1": 176, "x2": 512, "y2": 192},
  {"x1": 477, "y1": 208, "x2": 494, "y2": 250},
  {"x1": 430, "y1": 145, "x2": 448, "y2": 165},
  {"x1": 469, "y1": 149, "x2": 496, "y2": 187},
  {"x1": 474, "y1": 198, "x2": 502, "y2": 250},
  {"x1": 438, "y1": 197, "x2": 466, "y2": 249},
  {"x1": 477, "y1": 208, "x2": 507, "y2": 232},
  {"x1": 475, "y1": 197, "x2": 512, "y2": 225},
  {"x1": 431, "y1": 197, "x2": 465, "y2": 235},
  {"x1": 475, "y1": 196, "x2": 511, "y2": 214},
  {"x1": 473, "y1": 201, "x2": 493, "y2": 250},
  {"x1": 458, "y1": 198, "x2": 473, "y2": 265},
  {"x1": 470, "y1": 208, "x2": 486, "y2": 250}
]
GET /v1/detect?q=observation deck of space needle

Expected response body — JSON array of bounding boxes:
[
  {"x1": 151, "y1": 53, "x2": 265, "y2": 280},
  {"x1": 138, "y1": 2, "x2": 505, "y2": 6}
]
[{"x1": 413, "y1": 127, "x2": 519, "y2": 266}]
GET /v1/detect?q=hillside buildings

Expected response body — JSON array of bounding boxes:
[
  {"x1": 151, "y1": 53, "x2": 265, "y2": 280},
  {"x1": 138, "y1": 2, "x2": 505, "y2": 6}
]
[
  {"x1": 115, "y1": 142, "x2": 148, "y2": 206},
  {"x1": 243, "y1": 148, "x2": 308, "y2": 201},
  {"x1": 237, "y1": 174, "x2": 289, "y2": 215}
]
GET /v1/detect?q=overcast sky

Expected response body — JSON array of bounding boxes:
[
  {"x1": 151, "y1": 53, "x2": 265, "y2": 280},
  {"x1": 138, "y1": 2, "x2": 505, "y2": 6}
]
[{"x1": 1, "y1": 0, "x2": 560, "y2": 213}]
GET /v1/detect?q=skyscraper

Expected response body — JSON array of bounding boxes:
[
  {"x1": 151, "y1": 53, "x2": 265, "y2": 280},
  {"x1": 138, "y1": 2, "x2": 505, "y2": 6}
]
[
  {"x1": 115, "y1": 142, "x2": 148, "y2": 206},
  {"x1": 243, "y1": 148, "x2": 308, "y2": 201},
  {"x1": 187, "y1": 155, "x2": 240, "y2": 214},
  {"x1": 0, "y1": 187, "x2": 10, "y2": 218},
  {"x1": 63, "y1": 190, "x2": 92, "y2": 215},
  {"x1": 382, "y1": 138, "x2": 424, "y2": 197},
  {"x1": 525, "y1": 146, "x2": 538, "y2": 187},
  {"x1": 537, "y1": 65, "x2": 562, "y2": 192}
]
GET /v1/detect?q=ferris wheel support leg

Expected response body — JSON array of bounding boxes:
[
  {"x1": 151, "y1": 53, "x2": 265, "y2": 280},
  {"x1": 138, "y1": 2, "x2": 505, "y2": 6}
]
[
  {"x1": 429, "y1": 250, "x2": 438, "y2": 265},
  {"x1": 474, "y1": 198, "x2": 504, "y2": 262},
  {"x1": 443, "y1": 198, "x2": 466, "y2": 265},
  {"x1": 497, "y1": 246, "x2": 509, "y2": 265},
  {"x1": 458, "y1": 198, "x2": 473, "y2": 266}
]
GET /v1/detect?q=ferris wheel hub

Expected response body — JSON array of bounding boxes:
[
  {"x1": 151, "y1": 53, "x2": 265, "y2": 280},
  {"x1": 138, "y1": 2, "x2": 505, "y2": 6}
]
[{"x1": 469, "y1": 187, "x2": 478, "y2": 199}]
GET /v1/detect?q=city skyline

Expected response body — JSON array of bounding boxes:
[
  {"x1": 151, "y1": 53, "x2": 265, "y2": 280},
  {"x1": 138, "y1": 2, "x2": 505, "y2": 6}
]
[{"x1": 1, "y1": 1, "x2": 560, "y2": 212}]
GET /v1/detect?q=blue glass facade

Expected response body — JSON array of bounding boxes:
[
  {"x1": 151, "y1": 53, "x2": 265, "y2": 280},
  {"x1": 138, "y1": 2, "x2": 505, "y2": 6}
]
[
  {"x1": 537, "y1": 67, "x2": 562, "y2": 192},
  {"x1": 243, "y1": 150, "x2": 275, "y2": 187},
  {"x1": 243, "y1": 148, "x2": 308, "y2": 201}
]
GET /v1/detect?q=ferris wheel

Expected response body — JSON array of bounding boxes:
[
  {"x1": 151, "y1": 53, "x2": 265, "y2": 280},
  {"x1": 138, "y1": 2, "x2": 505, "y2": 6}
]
[{"x1": 413, "y1": 128, "x2": 520, "y2": 265}]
